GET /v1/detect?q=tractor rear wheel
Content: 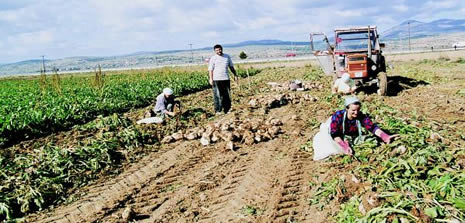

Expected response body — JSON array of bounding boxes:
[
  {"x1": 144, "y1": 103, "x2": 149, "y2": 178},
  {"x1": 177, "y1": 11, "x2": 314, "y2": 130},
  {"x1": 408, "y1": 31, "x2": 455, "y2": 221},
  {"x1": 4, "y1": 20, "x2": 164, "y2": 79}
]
[{"x1": 377, "y1": 72, "x2": 387, "y2": 96}]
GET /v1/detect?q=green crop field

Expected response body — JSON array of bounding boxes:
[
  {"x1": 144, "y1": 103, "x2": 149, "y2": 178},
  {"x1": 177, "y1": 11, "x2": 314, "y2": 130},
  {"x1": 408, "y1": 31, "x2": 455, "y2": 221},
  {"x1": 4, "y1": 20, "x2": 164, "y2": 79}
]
[
  {"x1": 0, "y1": 66, "x2": 260, "y2": 220},
  {"x1": 0, "y1": 67, "x2": 259, "y2": 147}
]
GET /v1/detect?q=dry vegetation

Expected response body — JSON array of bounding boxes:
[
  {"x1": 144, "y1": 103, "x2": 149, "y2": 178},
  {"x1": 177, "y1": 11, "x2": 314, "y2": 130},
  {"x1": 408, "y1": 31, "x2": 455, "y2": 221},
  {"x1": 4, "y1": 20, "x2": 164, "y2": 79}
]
[{"x1": 0, "y1": 49, "x2": 464, "y2": 222}]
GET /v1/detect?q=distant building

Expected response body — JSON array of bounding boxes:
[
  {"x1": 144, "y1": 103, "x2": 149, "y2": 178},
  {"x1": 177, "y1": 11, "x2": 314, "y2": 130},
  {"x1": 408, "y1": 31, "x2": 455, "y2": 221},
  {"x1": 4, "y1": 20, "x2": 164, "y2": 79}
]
[
  {"x1": 285, "y1": 53, "x2": 296, "y2": 57},
  {"x1": 452, "y1": 42, "x2": 465, "y2": 48}
]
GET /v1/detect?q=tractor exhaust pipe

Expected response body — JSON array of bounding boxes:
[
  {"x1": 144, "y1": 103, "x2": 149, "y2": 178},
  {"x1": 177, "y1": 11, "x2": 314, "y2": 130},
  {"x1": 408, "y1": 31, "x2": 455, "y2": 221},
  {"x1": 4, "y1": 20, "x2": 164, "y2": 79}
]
[{"x1": 368, "y1": 25, "x2": 372, "y2": 59}]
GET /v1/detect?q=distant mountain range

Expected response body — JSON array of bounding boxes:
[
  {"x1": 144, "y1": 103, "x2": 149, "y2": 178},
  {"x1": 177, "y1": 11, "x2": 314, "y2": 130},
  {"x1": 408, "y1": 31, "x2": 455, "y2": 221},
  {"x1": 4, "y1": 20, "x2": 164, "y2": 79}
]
[
  {"x1": 128, "y1": 40, "x2": 309, "y2": 56},
  {"x1": 381, "y1": 19, "x2": 465, "y2": 39},
  {"x1": 1, "y1": 18, "x2": 465, "y2": 76},
  {"x1": 0, "y1": 40, "x2": 312, "y2": 76},
  {"x1": 220, "y1": 40, "x2": 308, "y2": 48}
]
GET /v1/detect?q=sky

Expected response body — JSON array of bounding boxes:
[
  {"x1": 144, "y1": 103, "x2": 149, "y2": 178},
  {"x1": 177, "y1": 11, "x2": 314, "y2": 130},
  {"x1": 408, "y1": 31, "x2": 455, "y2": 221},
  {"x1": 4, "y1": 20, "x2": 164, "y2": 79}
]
[{"x1": 1, "y1": 0, "x2": 465, "y2": 64}]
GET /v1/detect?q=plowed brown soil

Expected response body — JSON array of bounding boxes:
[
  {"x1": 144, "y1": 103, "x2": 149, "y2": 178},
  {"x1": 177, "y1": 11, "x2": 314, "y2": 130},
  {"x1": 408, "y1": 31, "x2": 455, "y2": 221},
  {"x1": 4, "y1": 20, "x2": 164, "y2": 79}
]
[{"x1": 25, "y1": 50, "x2": 465, "y2": 223}]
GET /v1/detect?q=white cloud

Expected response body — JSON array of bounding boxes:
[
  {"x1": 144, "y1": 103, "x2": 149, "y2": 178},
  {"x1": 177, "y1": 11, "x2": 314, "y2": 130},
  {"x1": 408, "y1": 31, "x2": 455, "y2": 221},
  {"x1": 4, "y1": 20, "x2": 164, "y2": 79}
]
[
  {"x1": 202, "y1": 31, "x2": 220, "y2": 39},
  {"x1": 415, "y1": 0, "x2": 465, "y2": 22},
  {"x1": 9, "y1": 30, "x2": 54, "y2": 45},
  {"x1": 374, "y1": 16, "x2": 397, "y2": 29},
  {"x1": 0, "y1": 9, "x2": 20, "y2": 21},
  {"x1": 1, "y1": 0, "x2": 465, "y2": 63},
  {"x1": 424, "y1": 0, "x2": 455, "y2": 9},
  {"x1": 165, "y1": 7, "x2": 228, "y2": 32},
  {"x1": 0, "y1": 30, "x2": 55, "y2": 62},
  {"x1": 393, "y1": 4, "x2": 408, "y2": 12},
  {"x1": 334, "y1": 8, "x2": 377, "y2": 17},
  {"x1": 234, "y1": 17, "x2": 279, "y2": 30},
  {"x1": 89, "y1": 0, "x2": 164, "y2": 13},
  {"x1": 0, "y1": 7, "x2": 39, "y2": 28},
  {"x1": 88, "y1": 0, "x2": 164, "y2": 32}
]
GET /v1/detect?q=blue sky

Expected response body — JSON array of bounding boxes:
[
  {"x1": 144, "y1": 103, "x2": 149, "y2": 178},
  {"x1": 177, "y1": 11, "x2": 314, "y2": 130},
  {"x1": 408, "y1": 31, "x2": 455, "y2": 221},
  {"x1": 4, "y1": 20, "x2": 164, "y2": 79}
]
[{"x1": 1, "y1": 0, "x2": 464, "y2": 64}]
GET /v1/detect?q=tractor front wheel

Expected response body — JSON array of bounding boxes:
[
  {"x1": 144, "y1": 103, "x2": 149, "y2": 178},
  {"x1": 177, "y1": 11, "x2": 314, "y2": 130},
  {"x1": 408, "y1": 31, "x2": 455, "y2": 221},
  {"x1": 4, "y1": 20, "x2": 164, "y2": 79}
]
[{"x1": 377, "y1": 72, "x2": 387, "y2": 96}]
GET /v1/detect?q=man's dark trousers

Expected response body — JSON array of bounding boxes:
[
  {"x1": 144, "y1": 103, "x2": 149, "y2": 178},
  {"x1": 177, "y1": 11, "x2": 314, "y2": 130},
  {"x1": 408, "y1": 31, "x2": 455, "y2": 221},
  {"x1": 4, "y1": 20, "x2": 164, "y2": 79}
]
[{"x1": 212, "y1": 80, "x2": 231, "y2": 113}]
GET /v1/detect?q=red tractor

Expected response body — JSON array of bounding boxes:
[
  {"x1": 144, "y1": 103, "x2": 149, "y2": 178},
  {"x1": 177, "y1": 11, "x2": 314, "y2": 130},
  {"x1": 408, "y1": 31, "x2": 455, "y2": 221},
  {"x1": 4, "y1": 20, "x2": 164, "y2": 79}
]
[{"x1": 310, "y1": 26, "x2": 388, "y2": 95}]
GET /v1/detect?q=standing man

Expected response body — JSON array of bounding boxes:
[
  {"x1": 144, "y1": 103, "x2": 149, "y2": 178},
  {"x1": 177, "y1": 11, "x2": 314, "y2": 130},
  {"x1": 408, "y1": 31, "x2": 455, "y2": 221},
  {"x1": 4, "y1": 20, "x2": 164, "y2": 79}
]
[{"x1": 208, "y1": 44, "x2": 238, "y2": 114}]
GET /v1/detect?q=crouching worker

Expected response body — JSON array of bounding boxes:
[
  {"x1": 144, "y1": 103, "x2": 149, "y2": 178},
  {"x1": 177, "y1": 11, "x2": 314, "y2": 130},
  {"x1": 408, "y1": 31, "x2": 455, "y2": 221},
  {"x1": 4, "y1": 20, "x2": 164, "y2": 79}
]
[
  {"x1": 312, "y1": 96, "x2": 397, "y2": 160},
  {"x1": 152, "y1": 88, "x2": 180, "y2": 121},
  {"x1": 332, "y1": 73, "x2": 357, "y2": 95}
]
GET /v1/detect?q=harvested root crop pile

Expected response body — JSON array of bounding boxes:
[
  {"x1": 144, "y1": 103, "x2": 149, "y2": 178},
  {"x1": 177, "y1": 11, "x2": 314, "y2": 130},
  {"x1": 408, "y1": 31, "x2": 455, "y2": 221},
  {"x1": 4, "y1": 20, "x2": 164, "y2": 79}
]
[
  {"x1": 266, "y1": 80, "x2": 324, "y2": 92},
  {"x1": 248, "y1": 93, "x2": 318, "y2": 109},
  {"x1": 162, "y1": 116, "x2": 284, "y2": 150}
]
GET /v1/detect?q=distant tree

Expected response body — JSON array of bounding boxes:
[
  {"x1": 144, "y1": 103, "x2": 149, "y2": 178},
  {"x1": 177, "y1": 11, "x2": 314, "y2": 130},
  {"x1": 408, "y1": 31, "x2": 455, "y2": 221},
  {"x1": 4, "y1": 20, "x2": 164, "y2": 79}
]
[{"x1": 239, "y1": 51, "x2": 248, "y2": 60}]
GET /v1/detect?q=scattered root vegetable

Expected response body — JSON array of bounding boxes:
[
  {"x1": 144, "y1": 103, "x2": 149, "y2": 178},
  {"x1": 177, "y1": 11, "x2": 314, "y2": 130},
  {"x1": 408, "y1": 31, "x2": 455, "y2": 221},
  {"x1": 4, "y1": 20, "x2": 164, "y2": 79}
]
[
  {"x1": 162, "y1": 116, "x2": 284, "y2": 147},
  {"x1": 266, "y1": 80, "x2": 324, "y2": 92},
  {"x1": 248, "y1": 93, "x2": 318, "y2": 109}
]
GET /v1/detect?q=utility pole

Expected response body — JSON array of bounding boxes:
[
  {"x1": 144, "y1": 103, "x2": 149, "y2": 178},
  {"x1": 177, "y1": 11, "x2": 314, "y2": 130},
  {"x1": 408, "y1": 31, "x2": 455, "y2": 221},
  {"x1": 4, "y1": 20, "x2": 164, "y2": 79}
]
[
  {"x1": 188, "y1": 43, "x2": 193, "y2": 63},
  {"x1": 41, "y1": 55, "x2": 46, "y2": 73},
  {"x1": 408, "y1": 22, "x2": 411, "y2": 51}
]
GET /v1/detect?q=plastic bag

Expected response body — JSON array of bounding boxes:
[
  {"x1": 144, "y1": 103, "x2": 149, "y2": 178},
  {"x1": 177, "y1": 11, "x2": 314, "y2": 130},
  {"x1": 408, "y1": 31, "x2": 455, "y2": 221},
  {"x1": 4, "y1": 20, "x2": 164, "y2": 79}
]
[
  {"x1": 136, "y1": 116, "x2": 163, "y2": 124},
  {"x1": 312, "y1": 117, "x2": 344, "y2": 160}
]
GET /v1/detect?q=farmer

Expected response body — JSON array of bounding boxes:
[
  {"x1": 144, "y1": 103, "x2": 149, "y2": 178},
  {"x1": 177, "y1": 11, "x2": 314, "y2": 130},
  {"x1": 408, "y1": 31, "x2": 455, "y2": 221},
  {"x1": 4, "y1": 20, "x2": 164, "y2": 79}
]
[
  {"x1": 152, "y1": 88, "x2": 180, "y2": 120},
  {"x1": 332, "y1": 73, "x2": 357, "y2": 94},
  {"x1": 208, "y1": 44, "x2": 238, "y2": 114},
  {"x1": 312, "y1": 96, "x2": 397, "y2": 160}
]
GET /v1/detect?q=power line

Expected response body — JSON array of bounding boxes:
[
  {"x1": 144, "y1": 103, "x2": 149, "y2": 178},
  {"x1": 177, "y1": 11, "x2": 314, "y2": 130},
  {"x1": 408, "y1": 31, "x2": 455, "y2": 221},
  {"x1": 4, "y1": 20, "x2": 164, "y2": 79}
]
[
  {"x1": 188, "y1": 43, "x2": 193, "y2": 63},
  {"x1": 41, "y1": 55, "x2": 46, "y2": 73},
  {"x1": 408, "y1": 22, "x2": 411, "y2": 51}
]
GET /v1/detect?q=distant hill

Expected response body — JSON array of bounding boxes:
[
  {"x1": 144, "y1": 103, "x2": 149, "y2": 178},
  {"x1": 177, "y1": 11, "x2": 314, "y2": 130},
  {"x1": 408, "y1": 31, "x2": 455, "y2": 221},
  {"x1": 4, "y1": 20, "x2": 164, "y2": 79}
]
[
  {"x1": 195, "y1": 40, "x2": 308, "y2": 51},
  {"x1": 2, "y1": 18, "x2": 465, "y2": 76},
  {"x1": 381, "y1": 19, "x2": 465, "y2": 39},
  {"x1": 0, "y1": 40, "x2": 310, "y2": 76},
  {"x1": 116, "y1": 40, "x2": 308, "y2": 57},
  {"x1": 224, "y1": 39, "x2": 308, "y2": 47}
]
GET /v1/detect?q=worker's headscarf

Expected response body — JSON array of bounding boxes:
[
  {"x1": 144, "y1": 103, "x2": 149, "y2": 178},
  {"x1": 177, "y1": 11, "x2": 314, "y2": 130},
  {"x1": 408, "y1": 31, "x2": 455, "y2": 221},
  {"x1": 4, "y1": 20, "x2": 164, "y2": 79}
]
[
  {"x1": 341, "y1": 73, "x2": 351, "y2": 83},
  {"x1": 163, "y1": 88, "x2": 173, "y2": 96},
  {"x1": 344, "y1": 96, "x2": 360, "y2": 107}
]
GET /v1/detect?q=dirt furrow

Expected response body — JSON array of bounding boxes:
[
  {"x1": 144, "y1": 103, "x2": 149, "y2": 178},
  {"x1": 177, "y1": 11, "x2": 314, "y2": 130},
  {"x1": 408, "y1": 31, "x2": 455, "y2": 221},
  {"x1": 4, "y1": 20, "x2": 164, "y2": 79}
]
[
  {"x1": 196, "y1": 111, "x2": 312, "y2": 222},
  {"x1": 26, "y1": 77, "x2": 323, "y2": 223},
  {"x1": 28, "y1": 143, "x2": 197, "y2": 223},
  {"x1": 267, "y1": 149, "x2": 313, "y2": 223},
  {"x1": 104, "y1": 142, "x2": 242, "y2": 223},
  {"x1": 197, "y1": 139, "x2": 282, "y2": 223}
]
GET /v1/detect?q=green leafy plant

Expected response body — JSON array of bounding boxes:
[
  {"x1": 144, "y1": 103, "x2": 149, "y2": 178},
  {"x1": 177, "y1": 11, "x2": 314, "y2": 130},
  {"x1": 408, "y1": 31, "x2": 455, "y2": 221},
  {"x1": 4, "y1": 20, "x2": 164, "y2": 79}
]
[
  {"x1": 241, "y1": 205, "x2": 263, "y2": 216},
  {"x1": 0, "y1": 68, "x2": 261, "y2": 147},
  {"x1": 324, "y1": 100, "x2": 465, "y2": 222}
]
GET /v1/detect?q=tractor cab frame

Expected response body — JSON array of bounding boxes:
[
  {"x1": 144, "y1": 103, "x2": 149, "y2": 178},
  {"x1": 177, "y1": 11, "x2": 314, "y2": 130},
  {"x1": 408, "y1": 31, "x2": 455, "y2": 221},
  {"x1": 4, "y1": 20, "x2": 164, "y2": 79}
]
[{"x1": 310, "y1": 26, "x2": 388, "y2": 95}]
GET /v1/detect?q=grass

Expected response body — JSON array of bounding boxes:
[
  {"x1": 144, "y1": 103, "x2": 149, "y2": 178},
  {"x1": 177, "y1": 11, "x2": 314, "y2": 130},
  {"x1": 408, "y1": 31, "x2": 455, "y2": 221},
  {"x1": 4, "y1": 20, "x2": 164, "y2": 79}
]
[
  {"x1": 160, "y1": 183, "x2": 183, "y2": 193},
  {"x1": 241, "y1": 205, "x2": 263, "y2": 216}
]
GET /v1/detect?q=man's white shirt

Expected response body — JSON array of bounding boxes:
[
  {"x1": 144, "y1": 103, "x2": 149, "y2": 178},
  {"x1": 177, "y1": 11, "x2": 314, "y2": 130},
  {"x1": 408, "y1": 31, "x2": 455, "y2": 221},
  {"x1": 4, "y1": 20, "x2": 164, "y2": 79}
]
[{"x1": 208, "y1": 54, "x2": 234, "y2": 81}]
